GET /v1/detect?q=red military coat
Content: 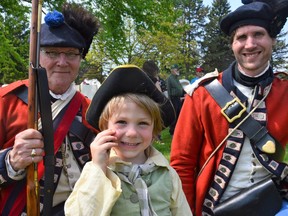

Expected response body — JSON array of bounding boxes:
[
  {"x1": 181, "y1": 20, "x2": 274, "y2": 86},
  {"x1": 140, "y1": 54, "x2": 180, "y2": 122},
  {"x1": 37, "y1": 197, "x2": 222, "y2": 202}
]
[
  {"x1": 170, "y1": 72, "x2": 288, "y2": 216},
  {"x1": 0, "y1": 79, "x2": 97, "y2": 214},
  {"x1": 0, "y1": 80, "x2": 96, "y2": 149}
]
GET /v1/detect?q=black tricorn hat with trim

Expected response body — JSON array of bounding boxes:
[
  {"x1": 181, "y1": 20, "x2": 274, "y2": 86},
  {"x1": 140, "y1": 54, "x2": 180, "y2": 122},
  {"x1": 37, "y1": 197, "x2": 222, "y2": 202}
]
[{"x1": 86, "y1": 65, "x2": 176, "y2": 131}]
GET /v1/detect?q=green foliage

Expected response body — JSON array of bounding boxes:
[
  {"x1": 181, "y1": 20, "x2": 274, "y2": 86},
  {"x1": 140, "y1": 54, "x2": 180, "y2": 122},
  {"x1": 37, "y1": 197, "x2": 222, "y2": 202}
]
[
  {"x1": 153, "y1": 128, "x2": 172, "y2": 161},
  {"x1": 202, "y1": 0, "x2": 234, "y2": 72},
  {"x1": 174, "y1": 0, "x2": 209, "y2": 79},
  {"x1": 84, "y1": 0, "x2": 178, "y2": 65},
  {"x1": 272, "y1": 30, "x2": 288, "y2": 70},
  {"x1": 285, "y1": 145, "x2": 288, "y2": 163},
  {"x1": 0, "y1": 1, "x2": 30, "y2": 84},
  {"x1": 1, "y1": 0, "x2": 287, "y2": 84},
  {"x1": 78, "y1": 46, "x2": 107, "y2": 84},
  {"x1": 155, "y1": 129, "x2": 288, "y2": 164}
]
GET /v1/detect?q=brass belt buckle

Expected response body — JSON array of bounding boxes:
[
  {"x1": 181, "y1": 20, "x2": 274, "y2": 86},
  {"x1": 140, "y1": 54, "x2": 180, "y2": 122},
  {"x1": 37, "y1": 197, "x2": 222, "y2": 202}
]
[{"x1": 221, "y1": 98, "x2": 246, "y2": 123}]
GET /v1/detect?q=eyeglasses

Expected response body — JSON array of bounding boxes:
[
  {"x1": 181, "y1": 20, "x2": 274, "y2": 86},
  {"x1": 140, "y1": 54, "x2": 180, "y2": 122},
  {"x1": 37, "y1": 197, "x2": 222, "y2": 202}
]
[{"x1": 40, "y1": 49, "x2": 81, "y2": 60}]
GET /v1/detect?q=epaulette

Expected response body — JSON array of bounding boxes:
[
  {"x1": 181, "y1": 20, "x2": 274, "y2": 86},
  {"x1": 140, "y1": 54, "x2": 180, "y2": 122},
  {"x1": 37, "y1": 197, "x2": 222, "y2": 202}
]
[
  {"x1": 274, "y1": 71, "x2": 288, "y2": 80},
  {"x1": 0, "y1": 80, "x2": 28, "y2": 97},
  {"x1": 184, "y1": 69, "x2": 219, "y2": 96}
]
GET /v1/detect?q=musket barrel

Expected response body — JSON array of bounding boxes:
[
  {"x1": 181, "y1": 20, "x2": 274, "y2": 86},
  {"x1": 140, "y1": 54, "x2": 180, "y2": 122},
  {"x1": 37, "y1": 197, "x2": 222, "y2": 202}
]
[{"x1": 27, "y1": 0, "x2": 41, "y2": 215}]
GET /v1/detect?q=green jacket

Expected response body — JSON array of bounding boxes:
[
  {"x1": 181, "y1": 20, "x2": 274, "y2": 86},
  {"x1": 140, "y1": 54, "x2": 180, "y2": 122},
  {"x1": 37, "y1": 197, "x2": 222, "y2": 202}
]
[
  {"x1": 65, "y1": 147, "x2": 192, "y2": 216},
  {"x1": 166, "y1": 74, "x2": 183, "y2": 98}
]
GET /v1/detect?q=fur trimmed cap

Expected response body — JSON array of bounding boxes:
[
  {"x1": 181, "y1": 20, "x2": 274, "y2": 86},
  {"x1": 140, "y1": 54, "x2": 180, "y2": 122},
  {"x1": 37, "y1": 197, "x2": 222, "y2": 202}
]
[
  {"x1": 86, "y1": 65, "x2": 176, "y2": 131},
  {"x1": 220, "y1": 2, "x2": 274, "y2": 36},
  {"x1": 40, "y1": 3, "x2": 100, "y2": 58},
  {"x1": 40, "y1": 10, "x2": 86, "y2": 50}
]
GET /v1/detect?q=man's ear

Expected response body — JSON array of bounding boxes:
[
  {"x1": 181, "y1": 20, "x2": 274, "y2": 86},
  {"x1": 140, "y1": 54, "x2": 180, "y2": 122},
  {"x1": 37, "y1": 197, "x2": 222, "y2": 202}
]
[{"x1": 272, "y1": 38, "x2": 277, "y2": 46}]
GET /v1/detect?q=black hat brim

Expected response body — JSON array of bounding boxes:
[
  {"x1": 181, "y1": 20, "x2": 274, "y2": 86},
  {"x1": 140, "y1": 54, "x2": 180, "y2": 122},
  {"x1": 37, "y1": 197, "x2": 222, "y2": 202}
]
[{"x1": 86, "y1": 65, "x2": 176, "y2": 131}]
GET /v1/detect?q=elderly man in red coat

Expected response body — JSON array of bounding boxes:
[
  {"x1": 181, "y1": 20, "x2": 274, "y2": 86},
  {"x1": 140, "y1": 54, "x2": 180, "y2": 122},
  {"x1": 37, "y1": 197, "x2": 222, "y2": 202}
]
[
  {"x1": 170, "y1": 1, "x2": 288, "y2": 216},
  {"x1": 0, "y1": 4, "x2": 99, "y2": 215}
]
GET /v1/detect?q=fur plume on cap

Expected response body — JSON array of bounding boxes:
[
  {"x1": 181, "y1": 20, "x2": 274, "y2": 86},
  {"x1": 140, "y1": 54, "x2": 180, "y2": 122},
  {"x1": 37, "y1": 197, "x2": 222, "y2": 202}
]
[{"x1": 62, "y1": 3, "x2": 100, "y2": 58}]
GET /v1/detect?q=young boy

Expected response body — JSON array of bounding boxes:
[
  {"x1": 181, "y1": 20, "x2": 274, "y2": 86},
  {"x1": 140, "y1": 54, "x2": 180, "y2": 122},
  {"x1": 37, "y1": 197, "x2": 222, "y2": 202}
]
[{"x1": 64, "y1": 65, "x2": 192, "y2": 215}]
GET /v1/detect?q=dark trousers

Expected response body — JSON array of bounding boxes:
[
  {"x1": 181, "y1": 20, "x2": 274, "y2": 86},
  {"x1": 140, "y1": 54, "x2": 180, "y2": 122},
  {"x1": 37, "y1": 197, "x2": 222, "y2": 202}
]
[
  {"x1": 169, "y1": 97, "x2": 182, "y2": 135},
  {"x1": 50, "y1": 202, "x2": 65, "y2": 216}
]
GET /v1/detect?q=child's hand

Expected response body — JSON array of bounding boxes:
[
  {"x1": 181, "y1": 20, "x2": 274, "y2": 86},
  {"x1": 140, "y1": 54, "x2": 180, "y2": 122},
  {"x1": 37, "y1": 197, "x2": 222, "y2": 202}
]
[{"x1": 90, "y1": 129, "x2": 118, "y2": 173}]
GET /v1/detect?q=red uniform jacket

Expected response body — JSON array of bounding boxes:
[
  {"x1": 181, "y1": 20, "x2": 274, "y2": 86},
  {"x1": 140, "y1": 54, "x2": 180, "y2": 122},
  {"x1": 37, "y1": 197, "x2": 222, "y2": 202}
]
[
  {"x1": 0, "y1": 80, "x2": 97, "y2": 214},
  {"x1": 170, "y1": 72, "x2": 288, "y2": 216}
]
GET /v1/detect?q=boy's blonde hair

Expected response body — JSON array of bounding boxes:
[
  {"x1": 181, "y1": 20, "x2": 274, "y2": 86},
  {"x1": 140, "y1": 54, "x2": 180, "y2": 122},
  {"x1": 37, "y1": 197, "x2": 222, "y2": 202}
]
[{"x1": 99, "y1": 93, "x2": 163, "y2": 137}]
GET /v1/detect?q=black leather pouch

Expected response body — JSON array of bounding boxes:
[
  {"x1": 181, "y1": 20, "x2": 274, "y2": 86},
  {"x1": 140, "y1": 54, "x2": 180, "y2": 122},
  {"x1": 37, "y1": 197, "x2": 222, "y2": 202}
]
[{"x1": 213, "y1": 178, "x2": 282, "y2": 216}]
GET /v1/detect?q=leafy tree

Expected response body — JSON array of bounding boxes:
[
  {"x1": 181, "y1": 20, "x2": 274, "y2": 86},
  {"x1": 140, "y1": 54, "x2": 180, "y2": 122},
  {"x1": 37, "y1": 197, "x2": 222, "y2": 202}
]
[
  {"x1": 84, "y1": 0, "x2": 177, "y2": 65},
  {"x1": 272, "y1": 30, "x2": 288, "y2": 71},
  {"x1": 1, "y1": 0, "x2": 287, "y2": 84},
  {"x1": 79, "y1": 38, "x2": 109, "y2": 84},
  {"x1": 174, "y1": 0, "x2": 209, "y2": 79},
  {"x1": 135, "y1": 28, "x2": 188, "y2": 74},
  {"x1": 0, "y1": 0, "x2": 30, "y2": 83},
  {"x1": 202, "y1": 0, "x2": 233, "y2": 73},
  {"x1": 84, "y1": 18, "x2": 187, "y2": 81}
]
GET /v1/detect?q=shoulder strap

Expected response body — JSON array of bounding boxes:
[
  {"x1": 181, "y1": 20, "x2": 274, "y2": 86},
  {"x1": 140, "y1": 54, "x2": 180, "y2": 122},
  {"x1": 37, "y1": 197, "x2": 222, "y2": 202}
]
[
  {"x1": 70, "y1": 119, "x2": 95, "y2": 147},
  {"x1": 204, "y1": 79, "x2": 284, "y2": 161},
  {"x1": 0, "y1": 80, "x2": 28, "y2": 97},
  {"x1": 14, "y1": 86, "x2": 94, "y2": 145},
  {"x1": 36, "y1": 68, "x2": 54, "y2": 216},
  {"x1": 12, "y1": 85, "x2": 28, "y2": 104}
]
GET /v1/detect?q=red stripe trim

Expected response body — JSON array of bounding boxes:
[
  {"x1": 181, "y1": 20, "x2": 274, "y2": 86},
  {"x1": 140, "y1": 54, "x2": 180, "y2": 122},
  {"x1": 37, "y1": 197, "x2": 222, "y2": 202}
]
[{"x1": 2, "y1": 92, "x2": 82, "y2": 215}]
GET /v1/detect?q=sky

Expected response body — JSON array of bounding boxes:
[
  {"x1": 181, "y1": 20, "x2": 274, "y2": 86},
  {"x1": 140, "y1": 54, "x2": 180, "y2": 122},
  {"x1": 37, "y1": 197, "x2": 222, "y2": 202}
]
[
  {"x1": 203, "y1": 0, "x2": 288, "y2": 41},
  {"x1": 203, "y1": 0, "x2": 242, "y2": 10}
]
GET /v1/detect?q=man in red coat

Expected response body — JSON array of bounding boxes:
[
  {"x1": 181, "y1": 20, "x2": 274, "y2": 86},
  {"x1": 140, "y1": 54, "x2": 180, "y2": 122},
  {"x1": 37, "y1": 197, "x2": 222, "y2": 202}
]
[
  {"x1": 0, "y1": 3, "x2": 99, "y2": 215},
  {"x1": 170, "y1": 1, "x2": 288, "y2": 216}
]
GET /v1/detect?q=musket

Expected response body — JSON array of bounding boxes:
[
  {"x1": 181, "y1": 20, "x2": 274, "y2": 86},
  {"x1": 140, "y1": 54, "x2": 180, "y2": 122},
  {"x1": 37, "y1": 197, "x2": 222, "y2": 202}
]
[{"x1": 27, "y1": 0, "x2": 43, "y2": 215}]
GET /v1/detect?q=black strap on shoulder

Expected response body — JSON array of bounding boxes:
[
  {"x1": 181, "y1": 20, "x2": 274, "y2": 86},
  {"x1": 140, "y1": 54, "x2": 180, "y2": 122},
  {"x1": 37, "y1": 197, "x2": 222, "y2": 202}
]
[
  {"x1": 13, "y1": 71, "x2": 95, "y2": 215},
  {"x1": 70, "y1": 119, "x2": 95, "y2": 147},
  {"x1": 204, "y1": 79, "x2": 284, "y2": 161},
  {"x1": 35, "y1": 67, "x2": 54, "y2": 216},
  {"x1": 12, "y1": 85, "x2": 29, "y2": 104},
  {"x1": 14, "y1": 85, "x2": 94, "y2": 146}
]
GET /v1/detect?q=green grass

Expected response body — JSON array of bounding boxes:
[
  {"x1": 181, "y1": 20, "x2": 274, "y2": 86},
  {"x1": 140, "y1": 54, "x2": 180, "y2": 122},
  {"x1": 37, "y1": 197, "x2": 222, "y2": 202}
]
[
  {"x1": 284, "y1": 146, "x2": 288, "y2": 163},
  {"x1": 154, "y1": 128, "x2": 288, "y2": 164},
  {"x1": 153, "y1": 128, "x2": 172, "y2": 161}
]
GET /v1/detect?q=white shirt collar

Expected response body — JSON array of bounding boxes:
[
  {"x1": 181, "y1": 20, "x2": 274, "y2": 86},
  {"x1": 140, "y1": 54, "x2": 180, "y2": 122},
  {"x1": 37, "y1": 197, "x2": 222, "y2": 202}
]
[
  {"x1": 238, "y1": 63, "x2": 270, "y2": 78},
  {"x1": 49, "y1": 82, "x2": 76, "y2": 101}
]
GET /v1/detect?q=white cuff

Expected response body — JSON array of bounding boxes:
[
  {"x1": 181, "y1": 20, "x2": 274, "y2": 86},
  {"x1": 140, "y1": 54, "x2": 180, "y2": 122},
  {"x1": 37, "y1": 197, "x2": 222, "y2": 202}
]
[{"x1": 5, "y1": 151, "x2": 26, "y2": 180}]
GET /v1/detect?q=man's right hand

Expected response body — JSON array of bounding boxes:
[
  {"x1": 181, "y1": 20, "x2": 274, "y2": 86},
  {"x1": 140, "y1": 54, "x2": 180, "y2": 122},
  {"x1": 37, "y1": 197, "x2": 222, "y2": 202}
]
[{"x1": 9, "y1": 129, "x2": 44, "y2": 171}]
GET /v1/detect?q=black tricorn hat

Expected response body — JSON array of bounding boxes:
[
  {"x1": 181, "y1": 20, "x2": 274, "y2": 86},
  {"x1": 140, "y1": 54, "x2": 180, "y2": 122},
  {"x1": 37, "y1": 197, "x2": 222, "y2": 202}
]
[{"x1": 86, "y1": 65, "x2": 176, "y2": 131}]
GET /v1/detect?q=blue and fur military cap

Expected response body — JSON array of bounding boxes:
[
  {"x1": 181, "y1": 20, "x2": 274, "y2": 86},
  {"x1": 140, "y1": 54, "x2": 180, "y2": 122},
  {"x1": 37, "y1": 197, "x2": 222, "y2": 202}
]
[
  {"x1": 40, "y1": 3, "x2": 100, "y2": 58},
  {"x1": 40, "y1": 10, "x2": 86, "y2": 51}
]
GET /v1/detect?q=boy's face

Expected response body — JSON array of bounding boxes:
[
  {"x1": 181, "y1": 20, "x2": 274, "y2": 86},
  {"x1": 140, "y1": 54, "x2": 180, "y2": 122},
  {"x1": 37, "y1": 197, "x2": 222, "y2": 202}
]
[{"x1": 108, "y1": 100, "x2": 154, "y2": 164}]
